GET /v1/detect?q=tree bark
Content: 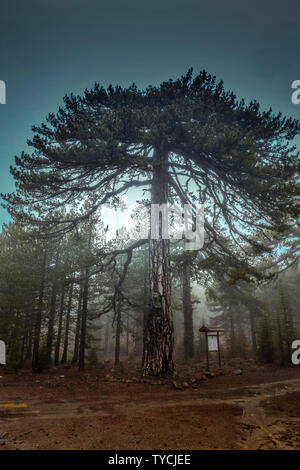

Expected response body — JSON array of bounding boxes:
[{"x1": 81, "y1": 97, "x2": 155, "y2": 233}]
[{"x1": 142, "y1": 147, "x2": 174, "y2": 376}]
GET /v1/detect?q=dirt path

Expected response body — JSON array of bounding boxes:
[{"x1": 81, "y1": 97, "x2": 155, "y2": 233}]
[
  {"x1": 1, "y1": 364, "x2": 300, "y2": 450},
  {"x1": 234, "y1": 379, "x2": 300, "y2": 449}
]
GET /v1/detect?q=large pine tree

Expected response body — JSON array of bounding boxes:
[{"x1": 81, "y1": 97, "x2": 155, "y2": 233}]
[{"x1": 2, "y1": 69, "x2": 299, "y2": 375}]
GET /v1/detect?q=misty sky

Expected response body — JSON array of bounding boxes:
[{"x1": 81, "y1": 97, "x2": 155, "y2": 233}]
[{"x1": 0, "y1": 0, "x2": 299, "y2": 225}]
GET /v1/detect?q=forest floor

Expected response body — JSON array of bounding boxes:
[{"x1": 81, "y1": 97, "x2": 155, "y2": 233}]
[{"x1": 0, "y1": 358, "x2": 300, "y2": 450}]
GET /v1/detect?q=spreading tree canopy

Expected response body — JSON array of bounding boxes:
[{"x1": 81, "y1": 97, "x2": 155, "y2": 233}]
[{"x1": 2, "y1": 69, "x2": 299, "y2": 375}]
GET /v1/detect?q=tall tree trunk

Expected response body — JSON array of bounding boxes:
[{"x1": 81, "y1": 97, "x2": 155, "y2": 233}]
[
  {"x1": 138, "y1": 250, "x2": 148, "y2": 356},
  {"x1": 79, "y1": 219, "x2": 93, "y2": 371},
  {"x1": 104, "y1": 314, "x2": 110, "y2": 357},
  {"x1": 114, "y1": 295, "x2": 121, "y2": 365},
  {"x1": 20, "y1": 335, "x2": 25, "y2": 365},
  {"x1": 24, "y1": 309, "x2": 33, "y2": 361},
  {"x1": 54, "y1": 282, "x2": 66, "y2": 366},
  {"x1": 72, "y1": 282, "x2": 83, "y2": 364},
  {"x1": 79, "y1": 271, "x2": 89, "y2": 370},
  {"x1": 249, "y1": 308, "x2": 257, "y2": 354},
  {"x1": 32, "y1": 243, "x2": 47, "y2": 371},
  {"x1": 126, "y1": 311, "x2": 129, "y2": 356},
  {"x1": 133, "y1": 312, "x2": 143, "y2": 357},
  {"x1": 46, "y1": 279, "x2": 58, "y2": 365},
  {"x1": 229, "y1": 309, "x2": 236, "y2": 356},
  {"x1": 182, "y1": 255, "x2": 194, "y2": 358},
  {"x1": 61, "y1": 282, "x2": 73, "y2": 364},
  {"x1": 142, "y1": 147, "x2": 174, "y2": 376},
  {"x1": 46, "y1": 248, "x2": 60, "y2": 365}
]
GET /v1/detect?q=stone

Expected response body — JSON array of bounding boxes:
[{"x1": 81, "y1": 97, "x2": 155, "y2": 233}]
[
  {"x1": 194, "y1": 372, "x2": 204, "y2": 381},
  {"x1": 173, "y1": 381, "x2": 182, "y2": 390},
  {"x1": 204, "y1": 371, "x2": 215, "y2": 378},
  {"x1": 233, "y1": 369, "x2": 242, "y2": 375}
]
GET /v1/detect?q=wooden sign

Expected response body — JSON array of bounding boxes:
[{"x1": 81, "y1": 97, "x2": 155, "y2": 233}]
[
  {"x1": 207, "y1": 334, "x2": 218, "y2": 352},
  {"x1": 0, "y1": 340, "x2": 6, "y2": 365},
  {"x1": 199, "y1": 325, "x2": 224, "y2": 370}
]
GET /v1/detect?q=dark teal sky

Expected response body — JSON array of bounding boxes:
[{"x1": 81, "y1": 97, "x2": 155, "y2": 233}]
[{"x1": 0, "y1": 0, "x2": 299, "y2": 225}]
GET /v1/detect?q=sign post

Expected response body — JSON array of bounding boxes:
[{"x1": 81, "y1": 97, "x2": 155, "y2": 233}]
[{"x1": 199, "y1": 326, "x2": 224, "y2": 370}]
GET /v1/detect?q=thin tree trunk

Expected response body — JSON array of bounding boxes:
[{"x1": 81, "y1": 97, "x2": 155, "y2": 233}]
[
  {"x1": 229, "y1": 309, "x2": 236, "y2": 356},
  {"x1": 24, "y1": 309, "x2": 33, "y2": 361},
  {"x1": 142, "y1": 147, "x2": 174, "y2": 376},
  {"x1": 72, "y1": 282, "x2": 83, "y2": 364},
  {"x1": 133, "y1": 312, "x2": 142, "y2": 357},
  {"x1": 79, "y1": 271, "x2": 89, "y2": 370},
  {"x1": 54, "y1": 282, "x2": 66, "y2": 366},
  {"x1": 104, "y1": 315, "x2": 110, "y2": 357},
  {"x1": 46, "y1": 247, "x2": 60, "y2": 365},
  {"x1": 182, "y1": 256, "x2": 194, "y2": 358},
  {"x1": 61, "y1": 282, "x2": 73, "y2": 364},
  {"x1": 126, "y1": 311, "x2": 129, "y2": 356},
  {"x1": 114, "y1": 295, "x2": 121, "y2": 365},
  {"x1": 46, "y1": 279, "x2": 58, "y2": 365},
  {"x1": 137, "y1": 250, "x2": 148, "y2": 356},
  {"x1": 32, "y1": 244, "x2": 47, "y2": 371},
  {"x1": 79, "y1": 220, "x2": 93, "y2": 371},
  {"x1": 249, "y1": 308, "x2": 257, "y2": 354},
  {"x1": 20, "y1": 331, "x2": 25, "y2": 365}
]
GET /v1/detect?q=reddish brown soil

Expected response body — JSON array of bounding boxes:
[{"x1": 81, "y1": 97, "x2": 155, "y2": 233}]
[{"x1": 0, "y1": 359, "x2": 300, "y2": 450}]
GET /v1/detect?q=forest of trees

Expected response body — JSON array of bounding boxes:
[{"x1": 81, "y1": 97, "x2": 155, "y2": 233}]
[{"x1": 0, "y1": 70, "x2": 299, "y2": 374}]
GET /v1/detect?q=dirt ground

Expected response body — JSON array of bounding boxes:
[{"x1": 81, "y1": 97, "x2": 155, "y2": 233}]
[{"x1": 1, "y1": 359, "x2": 300, "y2": 450}]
